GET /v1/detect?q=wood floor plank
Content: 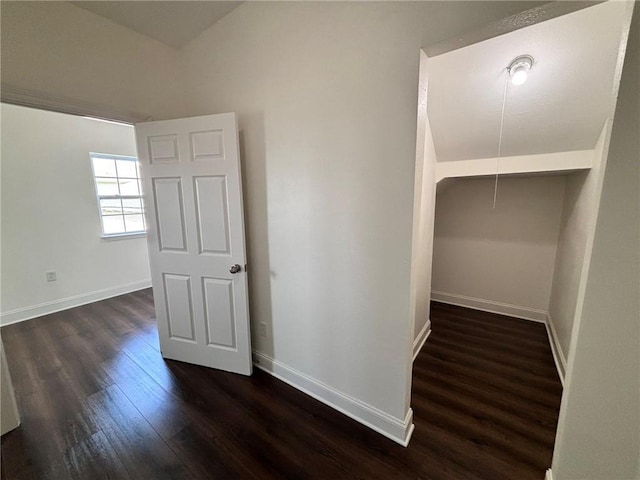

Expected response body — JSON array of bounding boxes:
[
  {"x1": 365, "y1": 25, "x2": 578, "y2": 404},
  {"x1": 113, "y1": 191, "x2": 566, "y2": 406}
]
[
  {"x1": 431, "y1": 303, "x2": 548, "y2": 337},
  {"x1": 424, "y1": 341, "x2": 561, "y2": 389},
  {"x1": 415, "y1": 353, "x2": 561, "y2": 409},
  {"x1": 0, "y1": 427, "x2": 41, "y2": 480},
  {"x1": 100, "y1": 352, "x2": 191, "y2": 440},
  {"x1": 167, "y1": 424, "x2": 259, "y2": 480},
  {"x1": 166, "y1": 360, "x2": 356, "y2": 480},
  {"x1": 4, "y1": 374, "x2": 100, "y2": 476},
  {"x1": 196, "y1": 366, "x2": 408, "y2": 480},
  {"x1": 1, "y1": 291, "x2": 563, "y2": 480},
  {"x1": 428, "y1": 334, "x2": 558, "y2": 376},
  {"x1": 85, "y1": 384, "x2": 192, "y2": 480},
  {"x1": 44, "y1": 430, "x2": 132, "y2": 480},
  {"x1": 412, "y1": 377, "x2": 557, "y2": 445},
  {"x1": 414, "y1": 364, "x2": 560, "y2": 429}
]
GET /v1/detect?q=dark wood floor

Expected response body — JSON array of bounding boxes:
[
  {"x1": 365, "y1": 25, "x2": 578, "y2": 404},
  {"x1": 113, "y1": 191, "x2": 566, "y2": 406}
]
[{"x1": 1, "y1": 290, "x2": 562, "y2": 480}]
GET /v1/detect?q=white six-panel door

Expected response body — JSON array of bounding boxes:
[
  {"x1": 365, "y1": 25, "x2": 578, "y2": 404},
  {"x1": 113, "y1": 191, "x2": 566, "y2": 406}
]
[{"x1": 135, "y1": 113, "x2": 252, "y2": 376}]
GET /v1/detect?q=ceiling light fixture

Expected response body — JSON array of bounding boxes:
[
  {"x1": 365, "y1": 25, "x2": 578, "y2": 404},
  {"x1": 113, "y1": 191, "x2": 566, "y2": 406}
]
[
  {"x1": 508, "y1": 55, "x2": 534, "y2": 86},
  {"x1": 493, "y1": 55, "x2": 534, "y2": 208}
]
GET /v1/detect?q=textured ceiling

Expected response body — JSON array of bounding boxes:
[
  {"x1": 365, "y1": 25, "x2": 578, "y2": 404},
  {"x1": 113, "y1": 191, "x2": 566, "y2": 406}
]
[
  {"x1": 71, "y1": 1, "x2": 242, "y2": 49},
  {"x1": 427, "y1": 1, "x2": 629, "y2": 162}
]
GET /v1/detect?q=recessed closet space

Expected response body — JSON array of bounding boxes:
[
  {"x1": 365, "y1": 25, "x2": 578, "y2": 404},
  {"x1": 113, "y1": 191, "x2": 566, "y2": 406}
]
[
  {"x1": 430, "y1": 162, "x2": 605, "y2": 383},
  {"x1": 411, "y1": 0, "x2": 630, "y2": 386},
  {"x1": 432, "y1": 173, "x2": 567, "y2": 324}
]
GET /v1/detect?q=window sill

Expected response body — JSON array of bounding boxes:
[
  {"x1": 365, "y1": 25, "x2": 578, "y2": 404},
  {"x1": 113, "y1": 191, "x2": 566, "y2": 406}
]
[{"x1": 101, "y1": 232, "x2": 147, "y2": 241}]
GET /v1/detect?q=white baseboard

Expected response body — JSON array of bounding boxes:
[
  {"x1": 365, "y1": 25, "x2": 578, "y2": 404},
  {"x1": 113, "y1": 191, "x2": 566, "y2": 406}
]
[
  {"x1": 0, "y1": 280, "x2": 152, "y2": 326},
  {"x1": 545, "y1": 468, "x2": 553, "y2": 480},
  {"x1": 431, "y1": 291, "x2": 548, "y2": 323},
  {"x1": 545, "y1": 315, "x2": 567, "y2": 386},
  {"x1": 252, "y1": 350, "x2": 414, "y2": 447},
  {"x1": 413, "y1": 319, "x2": 431, "y2": 361}
]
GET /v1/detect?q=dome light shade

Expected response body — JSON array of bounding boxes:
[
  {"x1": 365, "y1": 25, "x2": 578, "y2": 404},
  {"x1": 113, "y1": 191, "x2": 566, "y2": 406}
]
[{"x1": 508, "y1": 55, "x2": 533, "y2": 86}]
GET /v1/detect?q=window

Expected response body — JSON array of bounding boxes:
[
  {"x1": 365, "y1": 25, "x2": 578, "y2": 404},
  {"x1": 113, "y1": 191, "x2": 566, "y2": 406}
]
[{"x1": 90, "y1": 153, "x2": 146, "y2": 237}]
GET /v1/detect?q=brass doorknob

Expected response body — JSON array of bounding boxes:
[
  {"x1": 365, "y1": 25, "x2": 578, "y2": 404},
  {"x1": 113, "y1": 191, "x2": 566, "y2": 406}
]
[{"x1": 229, "y1": 264, "x2": 242, "y2": 274}]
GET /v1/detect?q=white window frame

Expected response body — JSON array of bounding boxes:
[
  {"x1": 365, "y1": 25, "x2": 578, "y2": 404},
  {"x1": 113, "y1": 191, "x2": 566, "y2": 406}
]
[{"x1": 90, "y1": 152, "x2": 146, "y2": 239}]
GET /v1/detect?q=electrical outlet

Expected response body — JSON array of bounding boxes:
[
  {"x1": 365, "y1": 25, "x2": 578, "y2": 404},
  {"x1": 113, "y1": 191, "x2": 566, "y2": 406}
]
[
  {"x1": 259, "y1": 322, "x2": 267, "y2": 338},
  {"x1": 46, "y1": 271, "x2": 57, "y2": 282}
]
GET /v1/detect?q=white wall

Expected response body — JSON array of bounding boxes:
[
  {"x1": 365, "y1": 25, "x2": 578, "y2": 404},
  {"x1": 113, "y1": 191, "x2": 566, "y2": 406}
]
[
  {"x1": 180, "y1": 1, "x2": 545, "y2": 440},
  {"x1": 0, "y1": 1, "x2": 186, "y2": 121},
  {"x1": 431, "y1": 175, "x2": 566, "y2": 320},
  {"x1": 548, "y1": 125, "x2": 609, "y2": 371},
  {"x1": 552, "y1": 6, "x2": 639, "y2": 477},
  {"x1": 410, "y1": 51, "x2": 437, "y2": 351},
  {"x1": 0, "y1": 0, "x2": 549, "y2": 444},
  {"x1": 0, "y1": 104, "x2": 151, "y2": 324}
]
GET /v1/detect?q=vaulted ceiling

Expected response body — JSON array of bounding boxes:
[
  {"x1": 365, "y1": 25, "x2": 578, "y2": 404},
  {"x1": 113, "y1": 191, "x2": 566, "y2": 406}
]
[
  {"x1": 71, "y1": 1, "x2": 243, "y2": 49},
  {"x1": 70, "y1": 1, "x2": 629, "y2": 165},
  {"x1": 427, "y1": 1, "x2": 629, "y2": 162}
]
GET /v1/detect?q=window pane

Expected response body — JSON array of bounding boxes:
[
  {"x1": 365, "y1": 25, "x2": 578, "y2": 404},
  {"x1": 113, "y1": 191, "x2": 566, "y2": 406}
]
[
  {"x1": 96, "y1": 177, "x2": 119, "y2": 195},
  {"x1": 92, "y1": 157, "x2": 117, "y2": 177},
  {"x1": 100, "y1": 199, "x2": 123, "y2": 216},
  {"x1": 122, "y1": 198, "x2": 142, "y2": 214},
  {"x1": 119, "y1": 178, "x2": 139, "y2": 195},
  {"x1": 102, "y1": 215, "x2": 125, "y2": 235},
  {"x1": 124, "y1": 214, "x2": 145, "y2": 232},
  {"x1": 92, "y1": 155, "x2": 144, "y2": 236},
  {"x1": 116, "y1": 159, "x2": 138, "y2": 178}
]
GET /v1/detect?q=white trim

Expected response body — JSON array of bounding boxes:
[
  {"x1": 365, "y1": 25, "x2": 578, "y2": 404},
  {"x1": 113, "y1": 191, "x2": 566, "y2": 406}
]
[
  {"x1": 545, "y1": 315, "x2": 567, "y2": 386},
  {"x1": 252, "y1": 350, "x2": 414, "y2": 446},
  {"x1": 545, "y1": 468, "x2": 553, "y2": 480},
  {"x1": 0, "y1": 281, "x2": 152, "y2": 326},
  {"x1": 0, "y1": 84, "x2": 151, "y2": 124},
  {"x1": 413, "y1": 319, "x2": 432, "y2": 361},
  {"x1": 101, "y1": 232, "x2": 147, "y2": 241},
  {"x1": 435, "y1": 150, "x2": 593, "y2": 183},
  {"x1": 91, "y1": 152, "x2": 137, "y2": 161},
  {"x1": 431, "y1": 291, "x2": 548, "y2": 323}
]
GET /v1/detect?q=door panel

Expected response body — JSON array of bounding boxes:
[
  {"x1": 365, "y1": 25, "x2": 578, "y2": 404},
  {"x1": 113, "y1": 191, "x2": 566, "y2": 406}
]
[
  {"x1": 190, "y1": 130, "x2": 224, "y2": 160},
  {"x1": 202, "y1": 277, "x2": 235, "y2": 348},
  {"x1": 148, "y1": 135, "x2": 179, "y2": 164},
  {"x1": 136, "y1": 113, "x2": 252, "y2": 375},
  {"x1": 153, "y1": 177, "x2": 187, "y2": 251},
  {"x1": 194, "y1": 176, "x2": 230, "y2": 255},
  {"x1": 163, "y1": 274, "x2": 195, "y2": 342}
]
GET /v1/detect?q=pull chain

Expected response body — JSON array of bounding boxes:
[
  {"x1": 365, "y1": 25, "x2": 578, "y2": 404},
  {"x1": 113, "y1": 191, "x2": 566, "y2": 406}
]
[{"x1": 493, "y1": 74, "x2": 509, "y2": 209}]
